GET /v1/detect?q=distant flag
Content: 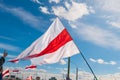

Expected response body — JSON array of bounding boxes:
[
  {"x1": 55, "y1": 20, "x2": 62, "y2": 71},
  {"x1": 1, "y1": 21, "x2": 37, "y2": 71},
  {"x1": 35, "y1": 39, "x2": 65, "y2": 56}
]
[
  {"x1": 9, "y1": 18, "x2": 80, "y2": 65},
  {"x1": 12, "y1": 69, "x2": 19, "y2": 72},
  {"x1": 25, "y1": 65, "x2": 37, "y2": 70},
  {"x1": 2, "y1": 69, "x2": 9, "y2": 78}
]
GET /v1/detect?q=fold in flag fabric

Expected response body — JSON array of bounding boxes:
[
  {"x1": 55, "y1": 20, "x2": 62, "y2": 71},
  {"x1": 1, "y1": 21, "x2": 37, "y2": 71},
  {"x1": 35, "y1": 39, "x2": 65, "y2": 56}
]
[
  {"x1": 25, "y1": 65, "x2": 37, "y2": 70},
  {"x1": 9, "y1": 18, "x2": 80, "y2": 65},
  {"x1": 2, "y1": 69, "x2": 9, "y2": 78}
]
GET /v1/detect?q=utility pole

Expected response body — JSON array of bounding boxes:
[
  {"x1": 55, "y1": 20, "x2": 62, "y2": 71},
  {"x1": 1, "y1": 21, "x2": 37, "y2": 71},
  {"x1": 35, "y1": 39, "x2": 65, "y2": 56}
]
[{"x1": 76, "y1": 67, "x2": 78, "y2": 80}]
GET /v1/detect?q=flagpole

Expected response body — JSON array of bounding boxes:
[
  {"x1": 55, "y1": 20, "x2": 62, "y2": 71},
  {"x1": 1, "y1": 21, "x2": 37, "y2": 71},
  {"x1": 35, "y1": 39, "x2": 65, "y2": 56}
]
[
  {"x1": 71, "y1": 40, "x2": 98, "y2": 80},
  {"x1": 67, "y1": 57, "x2": 70, "y2": 80},
  {"x1": 79, "y1": 51, "x2": 98, "y2": 80}
]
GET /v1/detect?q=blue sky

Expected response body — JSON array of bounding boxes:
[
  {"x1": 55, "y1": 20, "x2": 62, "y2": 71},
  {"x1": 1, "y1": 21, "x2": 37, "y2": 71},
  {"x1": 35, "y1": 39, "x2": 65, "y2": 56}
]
[{"x1": 0, "y1": 0, "x2": 120, "y2": 75}]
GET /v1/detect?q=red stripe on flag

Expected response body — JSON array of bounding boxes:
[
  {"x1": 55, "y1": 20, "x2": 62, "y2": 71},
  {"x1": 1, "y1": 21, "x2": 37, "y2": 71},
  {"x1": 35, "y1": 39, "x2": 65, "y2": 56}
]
[
  {"x1": 8, "y1": 59, "x2": 19, "y2": 63},
  {"x1": 25, "y1": 65, "x2": 37, "y2": 69},
  {"x1": 2, "y1": 69, "x2": 9, "y2": 77},
  {"x1": 25, "y1": 29, "x2": 72, "y2": 59}
]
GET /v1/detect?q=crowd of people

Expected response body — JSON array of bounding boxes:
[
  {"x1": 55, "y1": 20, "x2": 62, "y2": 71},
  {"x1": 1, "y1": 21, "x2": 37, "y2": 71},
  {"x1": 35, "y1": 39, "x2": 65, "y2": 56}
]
[
  {"x1": 3, "y1": 76, "x2": 41, "y2": 80},
  {"x1": 0, "y1": 51, "x2": 67, "y2": 80}
]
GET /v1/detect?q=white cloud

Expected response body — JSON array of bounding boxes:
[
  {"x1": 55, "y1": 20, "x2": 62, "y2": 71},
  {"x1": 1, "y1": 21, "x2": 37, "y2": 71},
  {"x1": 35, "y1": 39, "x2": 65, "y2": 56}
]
[
  {"x1": 97, "y1": 59, "x2": 104, "y2": 64},
  {"x1": 107, "y1": 21, "x2": 120, "y2": 28},
  {"x1": 65, "y1": 1, "x2": 71, "y2": 9},
  {"x1": 70, "y1": 21, "x2": 120, "y2": 50},
  {"x1": 95, "y1": 0, "x2": 120, "y2": 13},
  {"x1": 0, "y1": 36, "x2": 15, "y2": 41},
  {"x1": 110, "y1": 61, "x2": 117, "y2": 65},
  {"x1": 52, "y1": 1, "x2": 89, "y2": 21},
  {"x1": 31, "y1": 0, "x2": 41, "y2": 4},
  {"x1": 90, "y1": 58, "x2": 117, "y2": 65},
  {"x1": 103, "y1": 15, "x2": 120, "y2": 29},
  {"x1": 0, "y1": 43, "x2": 20, "y2": 52},
  {"x1": 39, "y1": 6, "x2": 50, "y2": 14},
  {"x1": 0, "y1": 4, "x2": 42, "y2": 31},
  {"x1": 49, "y1": 0, "x2": 60, "y2": 4},
  {"x1": 59, "y1": 59, "x2": 66, "y2": 65},
  {"x1": 89, "y1": 6, "x2": 95, "y2": 14},
  {"x1": 89, "y1": 58, "x2": 96, "y2": 62},
  {"x1": 39, "y1": 69, "x2": 47, "y2": 72},
  {"x1": 68, "y1": 22, "x2": 77, "y2": 28},
  {"x1": 94, "y1": 0, "x2": 120, "y2": 29}
]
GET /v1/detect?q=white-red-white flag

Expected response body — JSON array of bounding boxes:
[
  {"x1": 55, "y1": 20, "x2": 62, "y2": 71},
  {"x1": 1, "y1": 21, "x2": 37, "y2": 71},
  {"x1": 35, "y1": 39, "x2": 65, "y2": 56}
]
[
  {"x1": 25, "y1": 65, "x2": 37, "y2": 70},
  {"x1": 2, "y1": 69, "x2": 9, "y2": 78},
  {"x1": 9, "y1": 18, "x2": 80, "y2": 65}
]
